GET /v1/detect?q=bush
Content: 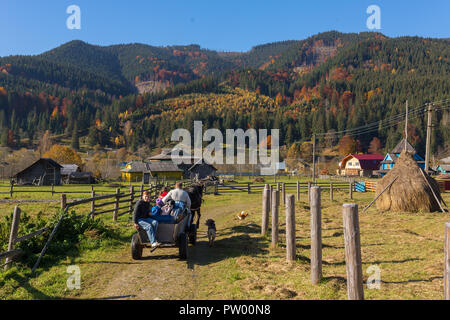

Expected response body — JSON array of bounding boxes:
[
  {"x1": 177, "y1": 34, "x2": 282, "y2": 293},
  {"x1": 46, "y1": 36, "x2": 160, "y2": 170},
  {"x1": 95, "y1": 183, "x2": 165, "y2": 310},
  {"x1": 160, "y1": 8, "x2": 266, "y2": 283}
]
[{"x1": 0, "y1": 209, "x2": 119, "y2": 269}]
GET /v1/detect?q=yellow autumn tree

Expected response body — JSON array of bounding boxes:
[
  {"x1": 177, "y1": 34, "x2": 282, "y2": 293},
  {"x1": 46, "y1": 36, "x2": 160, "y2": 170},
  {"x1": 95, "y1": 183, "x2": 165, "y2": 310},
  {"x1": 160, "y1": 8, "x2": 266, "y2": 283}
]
[{"x1": 43, "y1": 145, "x2": 82, "y2": 167}]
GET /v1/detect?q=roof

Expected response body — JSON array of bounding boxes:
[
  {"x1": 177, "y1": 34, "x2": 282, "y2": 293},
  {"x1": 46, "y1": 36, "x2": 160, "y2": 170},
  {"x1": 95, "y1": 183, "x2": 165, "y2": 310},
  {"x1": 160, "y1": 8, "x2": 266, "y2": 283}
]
[
  {"x1": 147, "y1": 148, "x2": 200, "y2": 161},
  {"x1": 391, "y1": 139, "x2": 416, "y2": 154},
  {"x1": 61, "y1": 164, "x2": 79, "y2": 175},
  {"x1": 351, "y1": 154, "x2": 385, "y2": 161},
  {"x1": 14, "y1": 158, "x2": 62, "y2": 177},
  {"x1": 69, "y1": 172, "x2": 94, "y2": 178},
  {"x1": 148, "y1": 162, "x2": 183, "y2": 172},
  {"x1": 188, "y1": 162, "x2": 218, "y2": 172},
  {"x1": 121, "y1": 161, "x2": 150, "y2": 173},
  {"x1": 440, "y1": 156, "x2": 450, "y2": 164},
  {"x1": 340, "y1": 154, "x2": 383, "y2": 170},
  {"x1": 438, "y1": 165, "x2": 450, "y2": 172}
]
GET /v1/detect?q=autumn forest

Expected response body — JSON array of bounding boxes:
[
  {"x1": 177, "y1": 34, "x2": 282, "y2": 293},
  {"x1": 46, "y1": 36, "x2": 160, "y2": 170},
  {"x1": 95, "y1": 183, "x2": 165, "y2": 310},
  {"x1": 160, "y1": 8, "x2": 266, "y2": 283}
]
[{"x1": 0, "y1": 31, "x2": 449, "y2": 170}]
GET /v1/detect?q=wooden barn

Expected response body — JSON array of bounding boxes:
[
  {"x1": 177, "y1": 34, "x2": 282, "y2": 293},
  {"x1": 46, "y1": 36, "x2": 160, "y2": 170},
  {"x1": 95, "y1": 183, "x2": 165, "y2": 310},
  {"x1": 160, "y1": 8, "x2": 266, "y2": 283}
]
[
  {"x1": 148, "y1": 162, "x2": 183, "y2": 179},
  {"x1": 61, "y1": 164, "x2": 81, "y2": 183},
  {"x1": 68, "y1": 172, "x2": 96, "y2": 184},
  {"x1": 147, "y1": 148, "x2": 217, "y2": 179},
  {"x1": 14, "y1": 158, "x2": 62, "y2": 186},
  {"x1": 177, "y1": 160, "x2": 217, "y2": 180}
]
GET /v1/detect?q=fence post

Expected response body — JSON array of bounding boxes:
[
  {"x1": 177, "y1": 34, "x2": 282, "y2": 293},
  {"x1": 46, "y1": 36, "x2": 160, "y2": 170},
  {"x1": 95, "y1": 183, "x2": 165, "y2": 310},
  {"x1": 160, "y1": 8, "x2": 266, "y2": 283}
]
[
  {"x1": 286, "y1": 194, "x2": 296, "y2": 262},
  {"x1": 91, "y1": 190, "x2": 96, "y2": 218},
  {"x1": 272, "y1": 190, "x2": 280, "y2": 247},
  {"x1": 51, "y1": 184, "x2": 54, "y2": 197},
  {"x1": 296, "y1": 181, "x2": 300, "y2": 201},
  {"x1": 247, "y1": 183, "x2": 251, "y2": 194},
  {"x1": 5, "y1": 206, "x2": 21, "y2": 270},
  {"x1": 130, "y1": 186, "x2": 135, "y2": 214},
  {"x1": 308, "y1": 182, "x2": 311, "y2": 203},
  {"x1": 282, "y1": 183, "x2": 286, "y2": 206},
  {"x1": 60, "y1": 194, "x2": 67, "y2": 210},
  {"x1": 140, "y1": 184, "x2": 144, "y2": 198},
  {"x1": 342, "y1": 203, "x2": 364, "y2": 300},
  {"x1": 445, "y1": 222, "x2": 450, "y2": 300},
  {"x1": 9, "y1": 182, "x2": 13, "y2": 198},
  {"x1": 330, "y1": 183, "x2": 334, "y2": 201},
  {"x1": 349, "y1": 182, "x2": 353, "y2": 200},
  {"x1": 310, "y1": 187, "x2": 322, "y2": 284},
  {"x1": 114, "y1": 188, "x2": 120, "y2": 222},
  {"x1": 214, "y1": 184, "x2": 218, "y2": 195},
  {"x1": 261, "y1": 185, "x2": 270, "y2": 236}
]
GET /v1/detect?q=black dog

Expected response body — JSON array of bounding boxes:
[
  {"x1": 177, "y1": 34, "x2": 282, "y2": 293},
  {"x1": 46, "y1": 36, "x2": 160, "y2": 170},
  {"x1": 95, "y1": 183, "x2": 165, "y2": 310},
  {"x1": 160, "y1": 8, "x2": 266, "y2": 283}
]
[{"x1": 205, "y1": 219, "x2": 216, "y2": 247}]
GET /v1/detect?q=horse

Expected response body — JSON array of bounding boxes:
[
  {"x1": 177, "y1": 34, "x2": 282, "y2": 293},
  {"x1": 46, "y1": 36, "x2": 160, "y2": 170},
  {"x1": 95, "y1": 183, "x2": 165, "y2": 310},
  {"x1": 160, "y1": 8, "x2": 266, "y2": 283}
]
[{"x1": 186, "y1": 183, "x2": 204, "y2": 229}]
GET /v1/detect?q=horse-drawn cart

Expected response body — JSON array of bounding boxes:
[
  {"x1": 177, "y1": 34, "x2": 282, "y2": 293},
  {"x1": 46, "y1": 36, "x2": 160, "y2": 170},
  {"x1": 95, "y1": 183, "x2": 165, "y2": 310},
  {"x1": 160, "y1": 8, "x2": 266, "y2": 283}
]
[
  {"x1": 131, "y1": 183, "x2": 204, "y2": 260},
  {"x1": 131, "y1": 208, "x2": 197, "y2": 260}
]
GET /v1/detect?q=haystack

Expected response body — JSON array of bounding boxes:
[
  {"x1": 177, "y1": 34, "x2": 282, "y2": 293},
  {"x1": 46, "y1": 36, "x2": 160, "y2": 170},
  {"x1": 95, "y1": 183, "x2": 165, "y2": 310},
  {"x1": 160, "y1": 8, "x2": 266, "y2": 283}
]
[{"x1": 376, "y1": 150, "x2": 442, "y2": 212}]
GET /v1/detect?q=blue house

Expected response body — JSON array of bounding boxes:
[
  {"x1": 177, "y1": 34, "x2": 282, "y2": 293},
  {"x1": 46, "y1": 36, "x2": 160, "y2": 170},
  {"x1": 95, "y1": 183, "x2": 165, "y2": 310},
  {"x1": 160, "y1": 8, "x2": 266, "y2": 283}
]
[{"x1": 379, "y1": 139, "x2": 425, "y2": 177}]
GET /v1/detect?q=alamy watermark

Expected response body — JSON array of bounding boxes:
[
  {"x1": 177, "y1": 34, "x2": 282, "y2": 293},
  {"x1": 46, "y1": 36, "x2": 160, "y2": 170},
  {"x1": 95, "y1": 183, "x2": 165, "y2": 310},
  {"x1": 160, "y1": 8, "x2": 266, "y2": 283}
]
[
  {"x1": 66, "y1": 265, "x2": 81, "y2": 290},
  {"x1": 366, "y1": 265, "x2": 381, "y2": 290},
  {"x1": 171, "y1": 121, "x2": 280, "y2": 175},
  {"x1": 366, "y1": 5, "x2": 381, "y2": 30},
  {"x1": 66, "y1": 5, "x2": 81, "y2": 30}
]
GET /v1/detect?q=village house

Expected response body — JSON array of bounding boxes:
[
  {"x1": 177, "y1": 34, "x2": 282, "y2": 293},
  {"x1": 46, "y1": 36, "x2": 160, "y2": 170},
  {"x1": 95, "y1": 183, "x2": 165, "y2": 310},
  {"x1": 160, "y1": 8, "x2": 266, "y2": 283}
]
[
  {"x1": 14, "y1": 158, "x2": 62, "y2": 186},
  {"x1": 121, "y1": 161, "x2": 151, "y2": 183},
  {"x1": 147, "y1": 148, "x2": 217, "y2": 179},
  {"x1": 436, "y1": 164, "x2": 450, "y2": 175},
  {"x1": 337, "y1": 154, "x2": 384, "y2": 177},
  {"x1": 379, "y1": 139, "x2": 425, "y2": 177},
  {"x1": 121, "y1": 160, "x2": 184, "y2": 183},
  {"x1": 60, "y1": 164, "x2": 81, "y2": 183}
]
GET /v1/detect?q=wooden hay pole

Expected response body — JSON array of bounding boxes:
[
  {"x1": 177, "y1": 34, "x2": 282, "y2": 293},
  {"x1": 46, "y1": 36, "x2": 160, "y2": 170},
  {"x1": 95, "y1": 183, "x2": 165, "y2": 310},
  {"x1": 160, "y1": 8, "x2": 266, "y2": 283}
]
[{"x1": 418, "y1": 169, "x2": 447, "y2": 213}]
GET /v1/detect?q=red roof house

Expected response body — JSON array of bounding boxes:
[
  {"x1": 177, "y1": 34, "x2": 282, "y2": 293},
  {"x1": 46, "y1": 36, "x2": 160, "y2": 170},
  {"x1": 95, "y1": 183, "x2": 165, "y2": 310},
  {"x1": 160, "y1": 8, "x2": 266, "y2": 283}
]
[{"x1": 338, "y1": 154, "x2": 384, "y2": 177}]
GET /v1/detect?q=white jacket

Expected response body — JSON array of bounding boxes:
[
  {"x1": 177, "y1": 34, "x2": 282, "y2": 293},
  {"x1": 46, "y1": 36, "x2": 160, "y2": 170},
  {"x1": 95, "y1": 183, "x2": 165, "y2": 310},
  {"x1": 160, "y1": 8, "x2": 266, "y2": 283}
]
[{"x1": 162, "y1": 188, "x2": 191, "y2": 208}]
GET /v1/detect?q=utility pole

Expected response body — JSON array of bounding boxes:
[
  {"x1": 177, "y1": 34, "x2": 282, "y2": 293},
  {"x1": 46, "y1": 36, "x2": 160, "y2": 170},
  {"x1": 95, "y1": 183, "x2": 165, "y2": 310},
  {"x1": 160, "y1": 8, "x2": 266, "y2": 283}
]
[
  {"x1": 312, "y1": 134, "x2": 316, "y2": 184},
  {"x1": 425, "y1": 103, "x2": 433, "y2": 173},
  {"x1": 404, "y1": 100, "x2": 408, "y2": 151}
]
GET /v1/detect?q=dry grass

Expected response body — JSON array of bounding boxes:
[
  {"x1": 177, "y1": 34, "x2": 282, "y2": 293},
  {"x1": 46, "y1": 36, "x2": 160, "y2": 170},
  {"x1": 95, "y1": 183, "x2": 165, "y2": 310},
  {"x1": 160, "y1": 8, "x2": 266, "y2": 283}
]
[
  {"x1": 193, "y1": 189, "x2": 450, "y2": 300},
  {"x1": 1, "y1": 181, "x2": 449, "y2": 300}
]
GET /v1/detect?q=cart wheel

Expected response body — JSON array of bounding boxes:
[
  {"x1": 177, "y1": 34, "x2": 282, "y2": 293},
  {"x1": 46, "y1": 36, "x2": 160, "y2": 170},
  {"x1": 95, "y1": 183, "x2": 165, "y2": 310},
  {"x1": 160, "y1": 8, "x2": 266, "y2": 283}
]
[
  {"x1": 179, "y1": 232, "x2": 188, "y2": 260},
  {"x1": 189, "y1": 224, "x2": 197, "y2": 246},
  {"x1": 131, "y1": 233, "x2": 143, "y2": 260}
]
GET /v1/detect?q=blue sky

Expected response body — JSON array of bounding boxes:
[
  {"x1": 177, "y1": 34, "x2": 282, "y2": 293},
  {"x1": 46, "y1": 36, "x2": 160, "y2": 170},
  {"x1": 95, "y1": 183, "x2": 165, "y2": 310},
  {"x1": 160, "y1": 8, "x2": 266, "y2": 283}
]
[{"x1": 2, "y1": 0, "x2": 449, "y2": 57}]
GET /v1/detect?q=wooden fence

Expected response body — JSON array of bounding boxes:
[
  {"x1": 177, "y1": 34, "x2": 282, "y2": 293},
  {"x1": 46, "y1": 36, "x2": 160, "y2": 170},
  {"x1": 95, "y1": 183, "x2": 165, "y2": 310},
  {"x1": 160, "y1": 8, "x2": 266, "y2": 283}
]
[
  {"x1": 0, "y1": 178, "x2": 192, "y2": 198},
  {"x1": 0, "y1": 182, "x2": 171, "y2": 271},
  {"x1": 260, "y1": 187, "x2": 450, "y2": 300},
  {"x1": 211, "y1": 181, "x2": 352, "y2": 195}
]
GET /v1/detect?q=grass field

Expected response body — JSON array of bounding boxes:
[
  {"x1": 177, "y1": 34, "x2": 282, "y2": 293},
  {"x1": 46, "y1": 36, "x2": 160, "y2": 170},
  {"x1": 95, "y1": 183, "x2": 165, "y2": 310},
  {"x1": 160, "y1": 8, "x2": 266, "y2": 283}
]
[{"x1": 0, "y1": 179, "x2": 449, "y2": 300}]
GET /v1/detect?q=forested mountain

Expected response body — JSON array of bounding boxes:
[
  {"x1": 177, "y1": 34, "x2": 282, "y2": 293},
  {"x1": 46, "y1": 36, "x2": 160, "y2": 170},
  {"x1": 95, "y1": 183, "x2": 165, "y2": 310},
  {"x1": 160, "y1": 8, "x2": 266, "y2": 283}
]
[{"x1": 0, "y1": 31, "x2": 448, "y2": 158}]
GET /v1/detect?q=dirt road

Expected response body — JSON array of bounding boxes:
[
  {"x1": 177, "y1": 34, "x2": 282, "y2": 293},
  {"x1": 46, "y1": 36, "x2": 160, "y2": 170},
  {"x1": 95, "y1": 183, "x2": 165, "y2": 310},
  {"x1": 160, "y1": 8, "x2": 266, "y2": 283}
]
[{"x1": 86, "y1": 197, "x2": 256, "y2": 300}]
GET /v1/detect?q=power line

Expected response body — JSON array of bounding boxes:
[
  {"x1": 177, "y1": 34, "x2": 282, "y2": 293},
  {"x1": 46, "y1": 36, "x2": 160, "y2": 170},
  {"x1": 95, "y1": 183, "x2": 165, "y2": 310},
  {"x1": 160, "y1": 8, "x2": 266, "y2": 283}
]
[
  {"x1": 308, "y1": 99, "x2": 450, "y2": 139},
  {"x1": 314, "y1": 98, "x2": 450, "y2": 137}
]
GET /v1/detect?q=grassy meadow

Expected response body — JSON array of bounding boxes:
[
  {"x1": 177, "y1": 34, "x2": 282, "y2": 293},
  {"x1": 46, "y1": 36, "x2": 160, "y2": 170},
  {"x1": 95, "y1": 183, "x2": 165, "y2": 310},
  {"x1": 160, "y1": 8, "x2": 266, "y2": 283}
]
[{"x1": 0, "y1": 177, "x2": 449, "y2": 300}]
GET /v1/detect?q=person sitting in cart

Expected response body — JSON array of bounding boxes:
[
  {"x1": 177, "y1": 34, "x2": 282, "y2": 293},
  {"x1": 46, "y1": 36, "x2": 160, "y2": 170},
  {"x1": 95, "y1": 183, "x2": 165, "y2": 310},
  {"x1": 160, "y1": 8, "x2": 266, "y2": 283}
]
[
  {"x1": 133, "y1": 191, "x2": 160, "y2": 248},
  {"x1": 159, "y1": 187, "x2": 169, "y2": 199},
  {"x1": 162, "y1": 181, "x2": 191, "y2": 223},
  {"x1": 150, "y1": 198, "x2": 176, "y2": 224}
]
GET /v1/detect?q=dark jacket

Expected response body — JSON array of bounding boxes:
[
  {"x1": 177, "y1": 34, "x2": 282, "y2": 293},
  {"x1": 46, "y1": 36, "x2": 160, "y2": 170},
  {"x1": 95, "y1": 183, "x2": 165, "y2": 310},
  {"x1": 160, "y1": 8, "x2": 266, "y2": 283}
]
[{"x1": 133, "y1": 199, "x2": 151, "y2": 224}]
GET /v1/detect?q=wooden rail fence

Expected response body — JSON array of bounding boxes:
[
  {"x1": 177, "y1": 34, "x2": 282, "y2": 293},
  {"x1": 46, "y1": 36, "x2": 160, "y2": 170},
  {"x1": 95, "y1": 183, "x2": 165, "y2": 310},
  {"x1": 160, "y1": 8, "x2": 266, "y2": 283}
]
[
  {"x1": 0, "y1": 182, "x2": 171, "y2": 271},
  {"x1": 260, "y1": 188, "x2": 450, "y2": 300}
]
